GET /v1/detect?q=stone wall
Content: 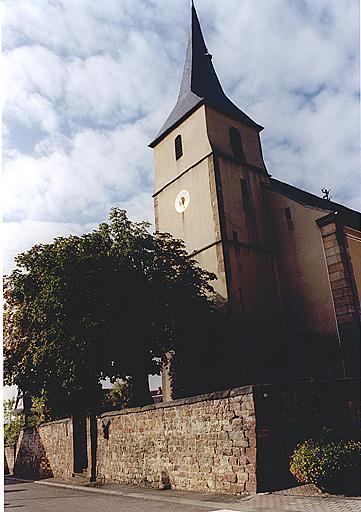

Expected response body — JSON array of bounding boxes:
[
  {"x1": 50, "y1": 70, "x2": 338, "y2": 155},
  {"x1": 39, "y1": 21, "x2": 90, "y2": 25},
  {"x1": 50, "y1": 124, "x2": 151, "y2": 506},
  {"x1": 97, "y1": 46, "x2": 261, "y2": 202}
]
[
  {"x1": 14, "y1": 418, "x2": 72, "y2": 479},
  {"x1": 4, "y1": 445, "x2": 16, "y2": 475},
  {"x1": 96, "y1": 386, "x2": 257, "y2": 494},
  {"x1": 9, "y1": 380, "x2": 359, "y2": 495},
  {"x1": 254, "y1": 379, "x2": 360, "y2": 491}
]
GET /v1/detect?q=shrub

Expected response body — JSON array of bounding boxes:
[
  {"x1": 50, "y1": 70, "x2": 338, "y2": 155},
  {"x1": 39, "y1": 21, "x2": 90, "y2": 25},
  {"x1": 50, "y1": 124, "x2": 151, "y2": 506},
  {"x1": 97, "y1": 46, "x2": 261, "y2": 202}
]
[{"x1": 290, "y1": 439, "x2": 361, "y2": 493}]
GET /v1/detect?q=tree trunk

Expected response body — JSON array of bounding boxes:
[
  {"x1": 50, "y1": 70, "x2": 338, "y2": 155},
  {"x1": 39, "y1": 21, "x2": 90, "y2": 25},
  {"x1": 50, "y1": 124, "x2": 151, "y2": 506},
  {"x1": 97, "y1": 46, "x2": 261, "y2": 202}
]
[{"x1": 128, "y1": 368, "x2": 153, "y2": 407}]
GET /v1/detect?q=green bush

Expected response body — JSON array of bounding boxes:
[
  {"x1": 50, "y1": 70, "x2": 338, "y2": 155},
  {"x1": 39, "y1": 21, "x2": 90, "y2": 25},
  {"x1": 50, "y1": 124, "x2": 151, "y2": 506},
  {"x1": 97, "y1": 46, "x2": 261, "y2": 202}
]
[{"x1": 290, "y1": 439, "x2": 361, "y2": 493}]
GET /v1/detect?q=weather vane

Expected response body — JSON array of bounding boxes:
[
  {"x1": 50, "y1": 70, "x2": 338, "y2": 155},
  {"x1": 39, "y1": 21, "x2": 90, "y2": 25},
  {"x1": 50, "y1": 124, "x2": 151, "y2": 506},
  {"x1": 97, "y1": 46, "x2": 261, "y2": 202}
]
[{"x1": 321, "y1": 188, "x2": 332, "y2": 200}]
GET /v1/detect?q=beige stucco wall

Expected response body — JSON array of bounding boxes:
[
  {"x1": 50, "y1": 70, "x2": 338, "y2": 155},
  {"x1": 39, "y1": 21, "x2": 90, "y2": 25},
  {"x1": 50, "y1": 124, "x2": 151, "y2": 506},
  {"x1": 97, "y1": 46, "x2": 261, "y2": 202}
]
[
  {"x1": 210, "y1": 152, "x2": 278, "y2": 321},
  {"x1": 154, "y1": 155, "x2": 226, "y2": 298},
  {"x1": 227, "y1": 246, "x2": 281, "y2": 322},
  {"x1": 268, "y1": 189, "x2": 337, "y2": 336},
  {"x1": 193, "y1": 244, "x2": 226, "y2": 297},
  {"x1": 205, "y1": 106, "x2": 266, "y2": 170},
  {"x1": 215, "y1": 156, "x2": 271, "y2": 249},
  {"x1": 154, "y1": 157, "x2": 216, "y2": 252},
  {"x1": 153, "y1": 106, "x2": 212, "y2": 193},
  {"x1": 152, "y1": 105, "x2": 276, "y2": 310}
]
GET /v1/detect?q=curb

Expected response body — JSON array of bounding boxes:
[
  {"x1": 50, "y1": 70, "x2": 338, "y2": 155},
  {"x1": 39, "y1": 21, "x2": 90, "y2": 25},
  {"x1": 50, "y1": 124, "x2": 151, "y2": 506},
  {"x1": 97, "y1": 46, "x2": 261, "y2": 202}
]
[
  {"x1": 5, "y1": 476, "x2": 34, "y2": 484},
  {"x1": 34, "y1": 479, "x2": 249, "y2": 510},
  {"x1": 7, "y1": 476, "x2": 360, "y2": 510}
]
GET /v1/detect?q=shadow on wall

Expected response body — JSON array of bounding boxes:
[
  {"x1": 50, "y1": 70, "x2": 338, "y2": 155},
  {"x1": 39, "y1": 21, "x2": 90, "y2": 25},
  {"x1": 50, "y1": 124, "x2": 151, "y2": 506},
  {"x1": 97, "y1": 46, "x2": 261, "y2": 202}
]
[
  {"x1": 254, "y1": 379, "x2": 360, "y2": 493},
  {"x1": 159, "y1": 470, "x2": 171, "y2": 490},
  {"x1": 13, "y1": 428, "x2": 53, "y2": 479}
]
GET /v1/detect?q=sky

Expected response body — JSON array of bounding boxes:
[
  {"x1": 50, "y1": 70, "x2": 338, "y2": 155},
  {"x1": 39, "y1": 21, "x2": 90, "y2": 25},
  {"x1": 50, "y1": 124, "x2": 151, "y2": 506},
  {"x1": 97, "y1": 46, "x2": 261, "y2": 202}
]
[
  {"x1": 2, "y1": 0, "x2": 360, "y2": 400},
  {"x1": 3, "y1": 0, "x2": 360, "y2": 275}
]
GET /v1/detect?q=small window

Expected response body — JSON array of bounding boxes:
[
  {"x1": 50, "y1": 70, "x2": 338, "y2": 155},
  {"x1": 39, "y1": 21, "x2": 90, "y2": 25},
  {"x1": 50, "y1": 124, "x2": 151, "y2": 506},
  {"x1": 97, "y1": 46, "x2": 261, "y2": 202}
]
[
  {"x1": 232, "y1": 230, "x2": 238, "y2": 241},
  {"x1": 229, "y1": 127, "x2": 246, "y2": 162},
  {"x1": 284, "y1": 207, "x2": 294, "y2": 231},
  {"x1": 175, "y1": 135, "x2": 183, "y2": 160},
  {"x1": 241, "y1": 179, "x2": 250, "y2": 203}
]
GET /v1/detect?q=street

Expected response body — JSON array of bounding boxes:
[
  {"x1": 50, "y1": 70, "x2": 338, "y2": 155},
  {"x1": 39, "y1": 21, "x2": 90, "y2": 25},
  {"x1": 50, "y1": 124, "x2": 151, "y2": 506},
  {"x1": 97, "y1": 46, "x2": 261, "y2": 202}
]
[
  {"x1": 4, "y1": 477, "x2": 361, "y2": 512},
  {"x1": 4, "y1": 478, "x2": 236, "y2": 512},
  {"x1": 5, "y1": 479, "x2": 212, "y2": 512}
]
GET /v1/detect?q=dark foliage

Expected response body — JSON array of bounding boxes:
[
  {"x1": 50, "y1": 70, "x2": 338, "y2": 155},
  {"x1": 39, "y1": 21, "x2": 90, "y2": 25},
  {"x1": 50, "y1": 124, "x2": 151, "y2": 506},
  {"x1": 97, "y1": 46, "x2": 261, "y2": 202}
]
[{"x1": 4, "y1": 209, "x2": 216, "y2": 416}]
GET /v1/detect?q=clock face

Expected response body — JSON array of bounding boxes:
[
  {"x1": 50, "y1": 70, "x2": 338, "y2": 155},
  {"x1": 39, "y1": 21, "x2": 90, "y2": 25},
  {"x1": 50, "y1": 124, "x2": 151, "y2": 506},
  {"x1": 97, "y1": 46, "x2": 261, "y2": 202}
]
[{"x1": 175, "y1": 190, "x2": 190, "y2": 213}]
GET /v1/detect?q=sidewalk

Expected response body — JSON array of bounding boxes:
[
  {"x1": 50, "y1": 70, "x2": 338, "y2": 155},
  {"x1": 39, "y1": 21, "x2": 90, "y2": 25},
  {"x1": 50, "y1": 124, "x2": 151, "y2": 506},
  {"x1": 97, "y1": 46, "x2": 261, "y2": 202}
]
[{"x1": 31, "y1": 477, "x2": 361, "y2": 512}]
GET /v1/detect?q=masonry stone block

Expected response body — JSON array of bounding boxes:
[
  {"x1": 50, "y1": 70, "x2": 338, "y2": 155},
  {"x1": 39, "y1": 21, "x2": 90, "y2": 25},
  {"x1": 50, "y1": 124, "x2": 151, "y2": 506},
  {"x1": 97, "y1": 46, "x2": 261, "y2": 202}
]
[
  {"x1": 96, "y1": 387, "x2": 255, "y2": 495},
  {"x1": 13, "y1": 419, "x2": 72, "y2": 479}
]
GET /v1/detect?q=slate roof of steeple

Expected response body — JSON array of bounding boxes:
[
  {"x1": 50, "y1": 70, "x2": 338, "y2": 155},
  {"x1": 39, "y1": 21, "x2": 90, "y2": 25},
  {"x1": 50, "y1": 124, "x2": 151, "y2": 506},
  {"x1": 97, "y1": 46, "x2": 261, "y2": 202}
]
[{"x1": 149, "y1": 2, "x2": 263, "y2": 148}]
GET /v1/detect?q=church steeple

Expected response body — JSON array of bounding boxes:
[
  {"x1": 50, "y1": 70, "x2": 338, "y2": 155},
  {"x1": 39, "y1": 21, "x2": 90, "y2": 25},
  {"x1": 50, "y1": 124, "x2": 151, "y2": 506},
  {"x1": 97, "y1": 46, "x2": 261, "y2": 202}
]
[{"x1": 149, "y1": 1, "x2": 262, "y2": 148}]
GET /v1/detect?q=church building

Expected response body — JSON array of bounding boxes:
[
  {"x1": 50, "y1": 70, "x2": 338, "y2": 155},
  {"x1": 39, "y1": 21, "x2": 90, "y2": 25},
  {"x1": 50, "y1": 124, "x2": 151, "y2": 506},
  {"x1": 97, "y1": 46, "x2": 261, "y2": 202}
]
[{"x1": 149, "y1": 3, "x2": 360, "y2": 386}]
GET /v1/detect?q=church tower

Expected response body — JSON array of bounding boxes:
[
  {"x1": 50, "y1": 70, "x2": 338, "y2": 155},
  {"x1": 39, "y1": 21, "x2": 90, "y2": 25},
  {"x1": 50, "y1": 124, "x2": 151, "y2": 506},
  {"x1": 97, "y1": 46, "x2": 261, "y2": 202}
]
[{"x1": 150, "y1": 3, "x2": 280, "y2": 324}]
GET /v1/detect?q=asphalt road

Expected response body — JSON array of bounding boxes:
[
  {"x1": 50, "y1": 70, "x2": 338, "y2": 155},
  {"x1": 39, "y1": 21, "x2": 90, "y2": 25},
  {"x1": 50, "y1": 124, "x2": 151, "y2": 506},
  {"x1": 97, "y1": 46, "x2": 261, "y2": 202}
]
[
  {"x1": 4, "y1": 478, "x2": 233, "y2": 512},
  {"x1": 5, "y1": 477, "x2": 361, "y2": 512}
]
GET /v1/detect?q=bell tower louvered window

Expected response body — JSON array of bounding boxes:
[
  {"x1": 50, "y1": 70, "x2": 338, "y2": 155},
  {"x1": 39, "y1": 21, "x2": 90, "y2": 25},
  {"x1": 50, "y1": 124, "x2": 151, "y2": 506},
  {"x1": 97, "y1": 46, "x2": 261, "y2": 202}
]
[{"x1": 175, "y1": 135, "x2": 183, "y2": 160}]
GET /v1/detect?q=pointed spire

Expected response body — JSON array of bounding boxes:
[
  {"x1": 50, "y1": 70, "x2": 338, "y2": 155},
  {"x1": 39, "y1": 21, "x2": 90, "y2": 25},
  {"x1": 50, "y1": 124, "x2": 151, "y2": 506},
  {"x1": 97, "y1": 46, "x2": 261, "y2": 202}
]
[{"x1": 149, "y1": 2, "x2": 262, "y2": 148}]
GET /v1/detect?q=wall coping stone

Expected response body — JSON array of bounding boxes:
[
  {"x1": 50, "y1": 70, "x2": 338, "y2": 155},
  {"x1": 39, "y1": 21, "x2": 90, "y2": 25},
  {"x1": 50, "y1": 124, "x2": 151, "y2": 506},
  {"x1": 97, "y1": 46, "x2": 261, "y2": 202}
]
[
  {"x1": 98, "y1": 378, "x2": 359, "y2": 420},
  {"x1": 253, "y1": 377, "x2": 359, "y2": 391},
  {"x1": 99, "y1": 385, "x2": 253, "y2": 419},
  {"x1": 28, "y1": 379, "x2": 357, "y2": 426},
  {"x1": 34, "y1": 417, "x2": 71, "y2": 429}
]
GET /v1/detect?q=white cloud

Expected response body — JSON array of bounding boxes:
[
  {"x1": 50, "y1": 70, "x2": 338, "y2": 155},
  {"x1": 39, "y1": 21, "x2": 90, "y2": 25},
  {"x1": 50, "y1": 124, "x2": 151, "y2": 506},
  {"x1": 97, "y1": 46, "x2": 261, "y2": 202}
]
[
  {"x1": 3, "y1": 0, "x2": 360, "y2": 271},
  {"x1": 4, "y1": 124, "x2": 152, "y2": 224},
  {"x1": 3, "y1": 190, "x2": 153, "y2": 274},
  {"x1": 3, "y1": 0, "x2": 186, "y2": 58},
  {"x1": 3, "y1": 46, "x2": 64, "y2": 134},
  {"x1": 202, "y1": 0, "x2": 360, "y2": 207},
  {"x1": 3, "y1": 220, "x2": 95, "y2": 274}
]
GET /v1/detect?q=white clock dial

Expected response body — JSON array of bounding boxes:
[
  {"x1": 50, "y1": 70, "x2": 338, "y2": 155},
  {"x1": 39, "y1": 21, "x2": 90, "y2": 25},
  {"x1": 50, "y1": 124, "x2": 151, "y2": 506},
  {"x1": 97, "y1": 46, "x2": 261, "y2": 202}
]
[{"x1": 175, "y1": 190, "x2": 190, "y2": 213}]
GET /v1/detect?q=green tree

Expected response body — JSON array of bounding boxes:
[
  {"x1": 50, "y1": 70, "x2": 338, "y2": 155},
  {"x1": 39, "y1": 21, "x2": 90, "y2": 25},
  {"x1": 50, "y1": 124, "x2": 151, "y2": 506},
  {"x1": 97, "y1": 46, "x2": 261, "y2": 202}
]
[
  {"x1": 27, "y1": 390, "x2": 51, "y2": 427},
  {"x1": 4, "y1": 398, "x2": 24, "y2": 445},
  {"x1": 4, "y1": 209, "x2": 215, "y2": 417},
  {"x1": 3, "y1": 395, "x2": 48, "y2": 444},
  {"x1": 103, "y1": 379, "x2": 132, "y2": 410}
]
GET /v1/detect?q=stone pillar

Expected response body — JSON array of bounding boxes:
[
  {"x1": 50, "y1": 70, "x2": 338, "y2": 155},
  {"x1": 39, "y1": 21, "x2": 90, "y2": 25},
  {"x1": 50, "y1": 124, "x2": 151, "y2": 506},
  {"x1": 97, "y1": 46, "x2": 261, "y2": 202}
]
[
  {"x1": 161, "y1": 351, "x2": 175, "y2": 401},
  {"x1": 318, "y1": 218, "x2": 361, "y2": 377}
]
